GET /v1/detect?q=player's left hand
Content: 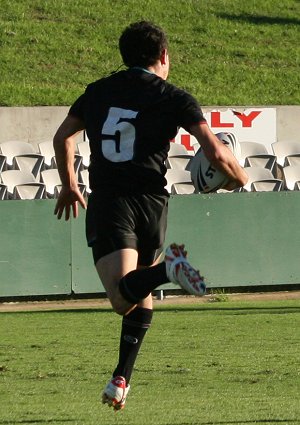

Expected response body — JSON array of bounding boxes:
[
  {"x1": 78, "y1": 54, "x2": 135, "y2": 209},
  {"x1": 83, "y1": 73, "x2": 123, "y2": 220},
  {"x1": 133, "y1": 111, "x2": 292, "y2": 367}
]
[{"x1": 54, "y1": 186, "x2": 87, "y2": 221}]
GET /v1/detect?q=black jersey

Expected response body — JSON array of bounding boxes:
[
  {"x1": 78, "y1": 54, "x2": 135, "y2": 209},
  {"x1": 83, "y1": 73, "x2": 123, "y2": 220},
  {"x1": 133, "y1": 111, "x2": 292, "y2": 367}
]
[{"x1": 69, "y1": 68, "x2": 206, "y2": 195}]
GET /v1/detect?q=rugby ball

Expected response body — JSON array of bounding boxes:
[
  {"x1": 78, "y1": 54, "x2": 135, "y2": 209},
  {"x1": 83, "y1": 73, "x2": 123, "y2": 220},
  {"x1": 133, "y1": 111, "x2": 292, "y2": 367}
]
[{"x1": 190, "y1": 132, "x2": 241, "y2": 193}]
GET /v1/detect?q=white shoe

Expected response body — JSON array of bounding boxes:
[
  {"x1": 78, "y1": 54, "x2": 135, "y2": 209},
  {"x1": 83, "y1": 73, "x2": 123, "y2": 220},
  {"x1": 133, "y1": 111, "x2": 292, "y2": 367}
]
[
  {"x1": 165, "y1": 243, "x2": 206, "y2": 296},
  {"x1": 102, "y1": 376, "x2": 130, "y2": 411}
]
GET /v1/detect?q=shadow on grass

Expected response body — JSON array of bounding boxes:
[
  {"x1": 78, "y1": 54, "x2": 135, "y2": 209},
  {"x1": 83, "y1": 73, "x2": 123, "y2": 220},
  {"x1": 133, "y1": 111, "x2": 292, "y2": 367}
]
[
  {"x1": 0, "y1": 420, "x2": 76, "y2": 424},
  {"x1": 200, "y1": 420, "x2": 298, "y2": 424},
  {"x1": 217, "y1": 13, "x2": 300, "y2": 26},
  {"x1": 2, "y1": 305, "x2": 300, "y2": 316}
]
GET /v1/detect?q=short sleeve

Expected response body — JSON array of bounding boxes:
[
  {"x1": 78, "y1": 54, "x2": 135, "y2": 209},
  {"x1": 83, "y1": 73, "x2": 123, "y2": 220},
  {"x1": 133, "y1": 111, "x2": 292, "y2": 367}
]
[
  {"x1": 175, "y1": 90, "x2": 207, "y2": 131},
  {"x1": 68, "y1": 93, "x2": 86, "y2": 121}
]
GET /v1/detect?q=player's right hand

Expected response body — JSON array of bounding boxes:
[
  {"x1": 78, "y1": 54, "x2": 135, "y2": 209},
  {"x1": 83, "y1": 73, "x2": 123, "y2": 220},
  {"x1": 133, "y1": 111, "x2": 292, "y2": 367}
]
[{"x1": 54, "y1": 185, "x2": 87, "y2": 221}]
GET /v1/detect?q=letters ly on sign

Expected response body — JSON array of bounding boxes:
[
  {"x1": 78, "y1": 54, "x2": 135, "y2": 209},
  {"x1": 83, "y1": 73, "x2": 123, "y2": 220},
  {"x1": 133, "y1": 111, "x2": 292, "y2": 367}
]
[{"x1": 173, "y1": 108, "x2": 276, "y2": 154}]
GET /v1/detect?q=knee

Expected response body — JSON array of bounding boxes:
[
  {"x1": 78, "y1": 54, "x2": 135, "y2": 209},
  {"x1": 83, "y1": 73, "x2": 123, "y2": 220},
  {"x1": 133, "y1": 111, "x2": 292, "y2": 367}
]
[
  {"x1": 111, "y1": 302, "x2": 135, "y2": 316},
  {"x1": 109, "y1": 294, "x2": 135, "y2": 316}
]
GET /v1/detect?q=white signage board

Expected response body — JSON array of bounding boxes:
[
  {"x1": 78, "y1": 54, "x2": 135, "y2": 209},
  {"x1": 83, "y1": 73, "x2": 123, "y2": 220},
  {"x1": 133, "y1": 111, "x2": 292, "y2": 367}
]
[{"x1": 173, "y1": 108, "x2": 277, "y2": 154}]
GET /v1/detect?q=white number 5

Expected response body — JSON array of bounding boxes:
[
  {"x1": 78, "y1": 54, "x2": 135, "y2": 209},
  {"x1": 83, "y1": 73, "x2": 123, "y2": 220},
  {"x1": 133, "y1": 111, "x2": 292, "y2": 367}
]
[{"x1": 101, "y1": 107, "x2": 138, "y2": 162}]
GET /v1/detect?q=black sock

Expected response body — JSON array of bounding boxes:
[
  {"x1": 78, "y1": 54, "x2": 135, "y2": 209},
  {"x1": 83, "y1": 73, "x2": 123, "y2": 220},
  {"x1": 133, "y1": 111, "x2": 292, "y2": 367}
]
[
  {"x1": 119, "y1": 262, "x2": 168, "y2": 304},
  {"x1": 113, "y1": 307, "x2": 153, "y2": 384}
]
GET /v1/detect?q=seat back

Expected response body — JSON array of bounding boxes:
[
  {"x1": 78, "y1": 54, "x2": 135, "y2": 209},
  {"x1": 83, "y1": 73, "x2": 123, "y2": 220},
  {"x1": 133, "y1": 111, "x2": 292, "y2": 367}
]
[
  {"x1": 0, "y1": 170, "x2": 36, "y2": 195},
  {"x1": 165, "y1": 169, "x2": 191, "y2": 193},
  {"x1": 171, "y1": 182, "x2": 195, "y2": 194},
  {"x1": 168, "y1": 142, "x2": 189, "y2": 156},
  {"x1": 77, "y1": 142, "x2": 91, "y2": 168},
  {"x1": 282, "y1": 165, "x2": 300, "y2": 190},
  {"x1": 38, "y1": 141, "x2": 56, "y2": 168},
  {"x1": 13, "y1": 183, "x2": 47, "y2": 200},
  {"x1": 166, "y1": 155, "x2": 193, "y2": 170},
  {"x1": 239, "y1": 141, "x2": 268, "y2": 166},
  {"x1": 251, "y1": 180, "x2": 283, "y2": 192},
  {"x1": 0, "y1": 141, "x2": 36, "y2": 166},
  {"x1": 272, "y1": 141, "x2": 300, "y2": 167},
  {"x1": 41, "y1": 169, "x2": 62, "y2": 197},
  {"x1": 243, "y1": 166, "x2": 275, "y2": 192}
]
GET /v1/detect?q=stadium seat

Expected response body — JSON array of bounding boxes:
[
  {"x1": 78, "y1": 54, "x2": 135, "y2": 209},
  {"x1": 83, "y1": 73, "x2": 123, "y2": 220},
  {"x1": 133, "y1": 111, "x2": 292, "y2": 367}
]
[
  {"x1": 13, "y1": 183, "x2": 47, "y2": 200},
  {"x1": 0, "y1": 184, "x2": 8, "y2": 200},
  {"x1": 239, "y1": 141, "x2": 269, "y2": 166},
  {"x1": 77, "y1": 142, "x2": 91, "y2": 169},
  {"x1": 0, "y1": 170, "x2": 37, "y2": 198},
  {"x1": 0, "y1": 141, "x2": 44, "y2": 176},
  {"x1": 38, "y1": 141, "x2": 57, "y2": 169},
  {"x1": 283, "y1": 154, "x2": 300, "y2": 167},
  {"x1": 12, "y1": 154, "x2": 44, "y2": 178},
  {"x1": 171, "y1": 182, "x2": 196, "y2": 194},
  {"x1": 0, "y1": 155, "x2": 7, "y2": 173},
  {"x1": 282, "y1": 165, "x2": 300, "y2": 190},
  {"x1": 168, "y1": 142, "x2": 189, "y2": 156},
  {"x1": 242, "y1": 166, "x2": 281, "y2": 192},
  {"x1": 294, "y1": 181, "x2": 300, "y2": 191},
  {"x1": 251, "y1": 180, "x2": 283, "y2": 192},
  {"x1": 244, "y1": 154, "x2": 278, "y2": 177},
  {"x1": 166, "y1": 155, "x2": 193, "y2": 170},
  {"x1": 39, "y1": 140, "x2": 83, "y2": 173},
  {"x1": 79, "y1": 169, "x2": 91, "y2": 194},
  {"x1": 40, "y1": 169, "x2": 62, "y2": 198},
  {"x1": 271, "y1": 141, "x2": 300, "y2": 167},
  {"x1": 165, "y1": 169, "x2": 192, "y2": 193},
  {"x1": 41, "y1": 169, "x2": 87, "y2": 198}
]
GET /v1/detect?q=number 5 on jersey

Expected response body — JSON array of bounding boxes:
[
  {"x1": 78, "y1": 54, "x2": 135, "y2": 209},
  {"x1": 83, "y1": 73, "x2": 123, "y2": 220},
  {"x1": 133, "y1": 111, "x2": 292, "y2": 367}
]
[{"x1": 101, "y1": 107, "x2": 138, "y2": 162}]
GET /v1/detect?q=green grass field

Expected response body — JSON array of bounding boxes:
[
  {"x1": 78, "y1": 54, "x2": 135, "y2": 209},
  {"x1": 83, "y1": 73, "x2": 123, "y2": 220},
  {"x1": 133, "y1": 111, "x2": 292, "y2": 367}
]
[
  {"x1": 0, "y1": 1, "x2": 300, "y2": 423},
  {"x1": 0, "y1": 0, "x2": 299, "y2": 106},
  {"x1": 1, "y1": 299, "x2": 299, "y2": 425}
]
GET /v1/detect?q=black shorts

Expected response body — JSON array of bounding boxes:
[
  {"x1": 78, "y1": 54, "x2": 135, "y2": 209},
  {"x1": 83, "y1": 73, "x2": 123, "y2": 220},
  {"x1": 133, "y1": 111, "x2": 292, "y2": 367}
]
[{"x1": 86, "y1": 192, "x2": 168, "y2": 266}]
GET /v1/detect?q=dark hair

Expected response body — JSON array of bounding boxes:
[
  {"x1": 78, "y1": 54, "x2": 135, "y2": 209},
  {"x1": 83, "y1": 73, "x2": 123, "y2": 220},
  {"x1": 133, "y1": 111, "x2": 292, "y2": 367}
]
[{"x1": 119, "y1": 21, "x2": 168, "y2": 68}]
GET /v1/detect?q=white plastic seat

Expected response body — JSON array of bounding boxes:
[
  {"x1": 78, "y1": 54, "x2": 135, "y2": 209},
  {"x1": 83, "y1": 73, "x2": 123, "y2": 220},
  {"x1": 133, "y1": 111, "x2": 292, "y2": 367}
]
[
  {"x1": 38, "y1": 141, "x2": 57, "y2": 169},
  {"x1": 282, "y1": 165, "x2": 300, "y2": 190},
  {"x1": 294, "y1": 181, "x2": 300, "y2": 191},
  {"x1": 13, "y1": 183, "x2": 47, "y2": 200},
  {"x1": 13, "y1": 154, "x2": 44, "y2": 178},
  {"x1": 166, "y1": 155, "x2": 193, "y2": 170},
  {"x1": 239, "y1": 142, "x2": 268, "y2": 166},
  {"x1": 0, "y1": 170, "x2": 37, "y2": 197},
  {"x1": 243, "y1": 166, "x2": 278, "y2": 192},
  {"x1": 272, "y1": 141, "x2": 300, "y2": 168},
  {"x1": 40, "y1": 169, "x2": 62, "y2": 198},
  {"x1": 165, "y1": 169, "x2": 191, "y2": 193},
  {"x1": 0, "y1": 141, "x2": 44, "y2": 176},
  {"x1": 0, "y1": 184, "x2": 8, "y2": 200},
  {"x1": 79, "y1": 169, "x2": 91, "y2": 194},
  {"x1": 0, "y1": 155, "x2": 6, "y2": 173},
  {"x1": 0, "y1": 140, "x2": 37, "y2": 161},
  {"x1": 39, "y1": 141, "x2": 83, "y2": 173},
  {"x1": 244, "y1": 154, "x2": 277, "y2": 176},
  {"x1": 283, "y1": 154, "x2": 300, "y2": 167},
  {"x1": 168, "y1": 142, "x2": 189, "y2": 156},
  {"x1": 77, "y1": 142, "x2": 91, "y2": 169},
  {"x1": 171, "y1": 182, "x2": 195, "y2": 194},
  {"x1": 54, "y1": 184, "x2": 87, "y2": 199},
  {"x1": 251, "y1": 180, "x2": 283, "y2": 192},
  {"x1": 41, "y1": 169, "x2": 86, "y2": 198}
]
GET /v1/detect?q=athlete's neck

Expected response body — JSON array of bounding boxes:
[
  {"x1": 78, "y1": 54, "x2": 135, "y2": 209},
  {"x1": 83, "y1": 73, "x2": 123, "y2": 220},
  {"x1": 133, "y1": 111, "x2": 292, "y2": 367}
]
[{"x1": 130, "y1": 66, "x2": 154, "y2": 74}]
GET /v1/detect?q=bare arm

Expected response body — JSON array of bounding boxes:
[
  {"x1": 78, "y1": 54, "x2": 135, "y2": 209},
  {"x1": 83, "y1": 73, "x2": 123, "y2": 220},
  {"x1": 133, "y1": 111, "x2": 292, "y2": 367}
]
[
  {"x1": 189, "y1": 123, "x2": 248, "y2": 190},
  {"x1": 53, "y1": 114, "x2": 87, "y2": 220}
]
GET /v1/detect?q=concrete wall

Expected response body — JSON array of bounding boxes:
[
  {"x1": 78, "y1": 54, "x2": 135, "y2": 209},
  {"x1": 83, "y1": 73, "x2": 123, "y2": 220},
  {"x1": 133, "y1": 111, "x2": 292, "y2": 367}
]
[
  {"x1": 0, "y1": 106, "x2": 81, "y2": 150},
  {"x1": 0, "y1": 106, "x2": 299, "y2": 147}
]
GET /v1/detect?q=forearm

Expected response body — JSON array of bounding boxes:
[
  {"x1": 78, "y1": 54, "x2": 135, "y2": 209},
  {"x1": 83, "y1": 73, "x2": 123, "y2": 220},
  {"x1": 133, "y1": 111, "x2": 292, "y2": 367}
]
[
  {"x1": 54, "y1": 134, "x2": 77, "y2": 189},
  {"x1": 190, "y1": 123, "x2": 248, "y2": 187},
  {"x1": 209, "y1": 147, "x2": 248, "y2": 187},
  {"x1": 53, "y1": 114, "x2": 85, "y2": 189}
]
